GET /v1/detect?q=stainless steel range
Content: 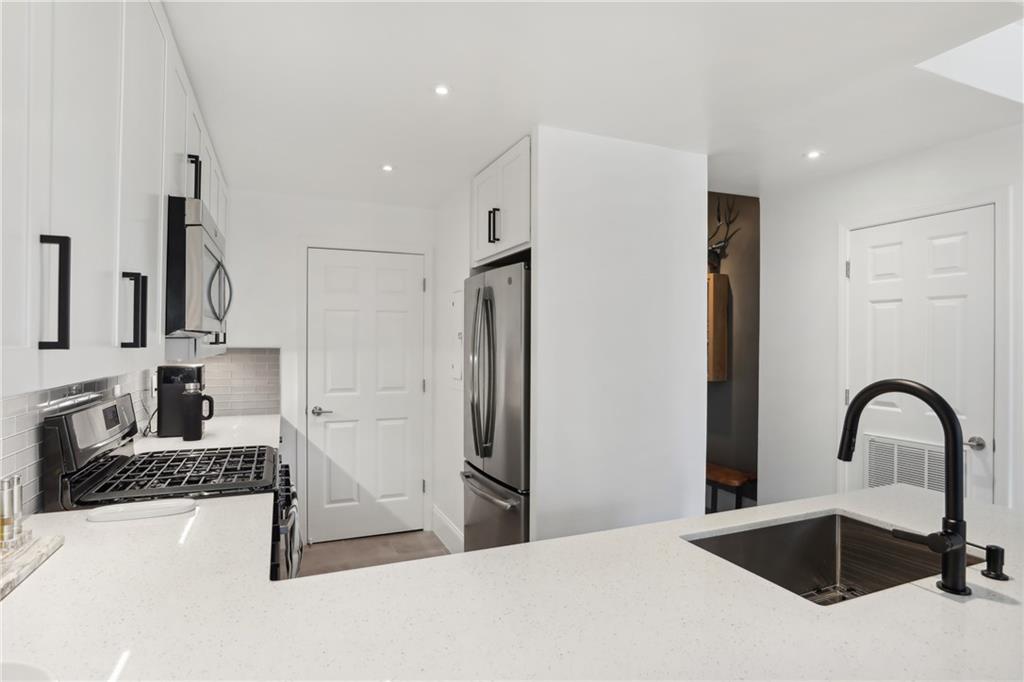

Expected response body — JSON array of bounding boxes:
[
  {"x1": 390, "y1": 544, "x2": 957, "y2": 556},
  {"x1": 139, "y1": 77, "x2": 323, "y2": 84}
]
[{"x1": 41, "y1": 394, "x2": 301, "y2": 579}]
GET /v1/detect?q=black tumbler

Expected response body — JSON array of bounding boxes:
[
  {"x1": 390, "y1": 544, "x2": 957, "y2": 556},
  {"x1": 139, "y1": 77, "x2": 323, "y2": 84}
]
[{"x1": 181, "y1": 382, "x2": 214, "y2": 441}]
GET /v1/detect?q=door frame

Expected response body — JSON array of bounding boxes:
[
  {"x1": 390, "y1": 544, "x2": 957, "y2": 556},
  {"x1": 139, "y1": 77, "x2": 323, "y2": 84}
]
[
  {"x1": 300, "y1": 243, "x2": 434, "y2": 544},
  {"x1": 835, "y1": 186, "x2": 1015, "y2": 505}
]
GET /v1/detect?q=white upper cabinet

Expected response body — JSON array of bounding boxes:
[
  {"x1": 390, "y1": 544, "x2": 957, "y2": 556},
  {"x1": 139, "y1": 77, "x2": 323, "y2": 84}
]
[
  {"x1": 2, "y1": 1, "x2": 49, "y2": 395},
  {"x1": 165, "y1": 55, "x2": 190, "y2": 200},
  {"x1": 117, "y1": 1, "x2": 167, "y2": 367},
  {"x1": 40, "y1": 1, "x2": 123, "y2": 390},
  {"x1": 0, "y1": 0, "x2": 230, "y2": 397},
  {"x1": 471, "y1": 136, "x2": 531, "y2": 265}
]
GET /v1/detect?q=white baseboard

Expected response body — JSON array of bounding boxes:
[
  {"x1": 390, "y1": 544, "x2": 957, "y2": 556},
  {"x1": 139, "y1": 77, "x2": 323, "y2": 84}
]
[{"x1": 431, "y1": 504, "x2": 463, "y2": 553}]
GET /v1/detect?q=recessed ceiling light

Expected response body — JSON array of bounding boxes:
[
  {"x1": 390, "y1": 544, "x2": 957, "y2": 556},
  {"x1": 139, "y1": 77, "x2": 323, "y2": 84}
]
[
  {"x1": 434, "y1": 84, "x2": 449, "y2": 96},
  {"x1": 805, "y1": 150, "x2": 823, "y2": 160},
  {"x1": 381, "y1": 164, "x2": 393, "y2": 173}
]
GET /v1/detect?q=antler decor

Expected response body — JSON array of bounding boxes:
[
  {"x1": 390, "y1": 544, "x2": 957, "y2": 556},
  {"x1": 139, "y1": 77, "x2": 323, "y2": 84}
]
[{"x1": 708, "y1": 195, "x2": 741, "y2": 272}]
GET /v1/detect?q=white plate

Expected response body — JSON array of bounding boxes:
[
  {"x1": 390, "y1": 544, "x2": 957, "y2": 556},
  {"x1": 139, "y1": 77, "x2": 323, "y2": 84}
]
[{"x1": 86, "y1": 498, "x2": 196, "y2": 522}]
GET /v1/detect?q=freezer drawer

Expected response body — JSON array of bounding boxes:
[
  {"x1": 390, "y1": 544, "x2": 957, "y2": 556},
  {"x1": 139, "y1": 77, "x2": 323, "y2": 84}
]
[{"x1": 462, "y1": 463, "x2": 528, "y2": 551}]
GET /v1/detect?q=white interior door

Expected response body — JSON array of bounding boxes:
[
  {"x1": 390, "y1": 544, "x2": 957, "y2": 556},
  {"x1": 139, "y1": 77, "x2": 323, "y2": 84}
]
[
  {"x1": 307, "y1": 248, "x2": 425, "y2": 542},
  {"x1": 846, "y1": 204, "x2": 995, "y2": 501}
]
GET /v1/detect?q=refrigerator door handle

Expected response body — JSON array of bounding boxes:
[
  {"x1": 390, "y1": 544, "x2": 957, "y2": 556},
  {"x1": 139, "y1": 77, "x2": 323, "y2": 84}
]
[
  {"x1": 482, "y1": 290, "x2": 497, "y2": 451},
  {"x1": 469, "y1": 288, "x2": 484, "y2": 458},
  {"x1": 461, "y1": 471, "x2": 517, "y2": 511}
]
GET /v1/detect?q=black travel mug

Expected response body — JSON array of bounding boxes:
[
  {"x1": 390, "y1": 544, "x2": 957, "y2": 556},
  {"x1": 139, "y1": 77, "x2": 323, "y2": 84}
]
[{"x1": 181, "y1": 382, "x2": 215, "y2": 441}]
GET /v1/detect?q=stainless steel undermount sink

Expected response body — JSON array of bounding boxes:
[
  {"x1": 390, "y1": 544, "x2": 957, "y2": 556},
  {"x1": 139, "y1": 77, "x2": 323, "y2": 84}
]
[{"x1": 687, "y1": 513, "x2": 982, "y2": 606}]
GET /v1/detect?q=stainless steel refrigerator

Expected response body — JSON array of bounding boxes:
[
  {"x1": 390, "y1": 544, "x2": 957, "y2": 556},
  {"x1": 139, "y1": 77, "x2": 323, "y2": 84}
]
[{"x1": 463, "y1": 261, "x2": 529, "y2": 551}]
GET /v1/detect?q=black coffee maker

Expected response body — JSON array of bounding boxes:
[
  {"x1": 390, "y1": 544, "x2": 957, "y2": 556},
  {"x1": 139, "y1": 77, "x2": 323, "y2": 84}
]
[{"x1": 157, "y1": 364, "x2": 206, "y2": 437}]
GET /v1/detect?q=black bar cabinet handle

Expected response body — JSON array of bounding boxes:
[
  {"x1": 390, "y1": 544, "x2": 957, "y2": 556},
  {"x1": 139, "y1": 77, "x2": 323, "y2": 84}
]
[
  {"x1": 492, "y1": 207, "x2": 501, "y2": 242},
  {"x1": 139, "y1": 275, "x2": 148, "y2": 348},
  {"x1": 187, "y1": 154, "x2": 202, "y2": 200},
  {"x1": 120, "y1": 272, "x2": 148, "y2": 348},
  {"x1": 39, "y1": 235, "x2": 71, "y2": 350},
  {"x1": 486, "y1": 209, "x2": 494, "y2": 243}
]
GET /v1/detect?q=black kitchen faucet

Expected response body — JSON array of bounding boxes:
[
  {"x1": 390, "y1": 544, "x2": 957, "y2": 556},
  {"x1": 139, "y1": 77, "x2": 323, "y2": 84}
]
[{"x1": 837, "y1": 379, "x2": 971, "y2": 595}]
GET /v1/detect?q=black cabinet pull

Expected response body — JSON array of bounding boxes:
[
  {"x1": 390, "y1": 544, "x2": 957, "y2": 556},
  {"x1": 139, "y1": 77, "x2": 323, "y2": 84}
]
[
  {"x1": 39, "y1": 235, "x2": 71, "y2": 350},
  {"x1": 187, "y1": 154, "x2": 202, "y2": 200},
  {"x1": 492, "y1": 207, "x2": 501, "y2": 242},
  {"x1": 487, "y1": 209, "x2": 494, "y2": 243},
  {"x1": 121, "y1": 272, "x2": 148, "y2": 348}
]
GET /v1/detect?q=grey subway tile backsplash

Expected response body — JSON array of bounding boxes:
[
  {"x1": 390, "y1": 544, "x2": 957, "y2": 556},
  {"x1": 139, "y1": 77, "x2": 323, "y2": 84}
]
[
  {"x1": 0, "y1": 368, "x2": 155, "y2": 517},
  {"x1": 202, "y1": 348, "x2": 281, "y2": 417}
]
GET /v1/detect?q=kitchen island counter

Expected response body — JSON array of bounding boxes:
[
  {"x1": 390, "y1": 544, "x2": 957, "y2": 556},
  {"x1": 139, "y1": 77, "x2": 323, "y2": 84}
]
[{"x1": 2, "y1": 484, "x2": 1020, "y2": 680}]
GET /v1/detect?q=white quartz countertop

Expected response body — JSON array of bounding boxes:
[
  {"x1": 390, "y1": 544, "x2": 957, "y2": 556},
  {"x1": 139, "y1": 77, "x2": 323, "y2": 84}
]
[
  {"x1": 2, "y1": 481, "x2": 1021, "y2": 680},
  {"x1": 134, "y1": 414, "x2": 281, "y2": 452}
]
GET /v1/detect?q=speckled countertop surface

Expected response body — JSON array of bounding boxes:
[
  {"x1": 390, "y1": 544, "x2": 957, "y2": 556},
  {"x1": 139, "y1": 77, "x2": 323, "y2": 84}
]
[
  {"x1": 1, "y1": 483, "x2": 1020, "y2": 680},
  {"x1": 133, "y1": 414, "x2": 281, "y2": 453}
]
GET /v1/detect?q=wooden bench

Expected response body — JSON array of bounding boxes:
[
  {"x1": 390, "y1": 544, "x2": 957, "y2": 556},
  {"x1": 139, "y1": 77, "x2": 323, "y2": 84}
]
[{"x1": 706, "y1": 463, "x2": 756, "y2": 513}]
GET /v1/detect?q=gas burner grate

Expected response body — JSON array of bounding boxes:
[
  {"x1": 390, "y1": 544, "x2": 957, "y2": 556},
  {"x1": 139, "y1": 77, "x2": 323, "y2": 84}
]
[{"x1": 83, "y1": 445, "x2": 275, "y2": 502}]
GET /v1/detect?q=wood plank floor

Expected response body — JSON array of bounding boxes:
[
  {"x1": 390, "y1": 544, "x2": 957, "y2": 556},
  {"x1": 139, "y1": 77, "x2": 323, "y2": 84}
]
[{"x1": 297, "y1": 530, "x2": 449, "y2": 577}]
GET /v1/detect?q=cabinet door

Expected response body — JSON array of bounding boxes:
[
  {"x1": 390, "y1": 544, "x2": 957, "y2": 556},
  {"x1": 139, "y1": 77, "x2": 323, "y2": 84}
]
[
  {"x1": 1, "y1": 1, "x2": 48, "y2": 395},
  {"x1": 117, "y1": 0, "x2": 167, "y2": 367},
  {"x1": 470, "y1": 165, "x2": 501, "y2": 265},
  {"x1": 470, "y1": 136, "x2": 531, "y2": 266},
  {"x1": 41, "y1": 1, "x2": 123, "y2": 390},
  {"x1": 202, "y1": 139, "x2": 215, "y2": 207},
  {"x1": 215, "y1": 166, "x2": 229, "y2": 235},
  {"x1": 494, "y1": 137, "x2": 531, "y2": 257},
  {"x1": 165, "y1": 56, "x2": 190, "y2": 200},
  {"x1": 186, "y1": 108, "x2": 203, "y2": 199}
]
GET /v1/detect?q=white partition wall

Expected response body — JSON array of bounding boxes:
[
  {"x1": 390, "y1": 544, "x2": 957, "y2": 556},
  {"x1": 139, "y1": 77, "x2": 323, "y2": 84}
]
[
  {"x1": 759, "y1": 124, "x2": 1024, "y2": 509},
  {"x1": 530, "y1": 126, "x2": 708, "y2": 540}
]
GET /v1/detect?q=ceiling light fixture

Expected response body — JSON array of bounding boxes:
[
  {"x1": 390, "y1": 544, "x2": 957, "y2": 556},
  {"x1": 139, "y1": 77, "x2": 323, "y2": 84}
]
[
  {"x1": 805, "y1": 150, "x2": 823, "y2": 160},
  {"x1": 434, "y1": 84, "x2": 449, "y2": 96},
  {"x1": 381, "y1": 164, "x2": 393, "y2": 173}
]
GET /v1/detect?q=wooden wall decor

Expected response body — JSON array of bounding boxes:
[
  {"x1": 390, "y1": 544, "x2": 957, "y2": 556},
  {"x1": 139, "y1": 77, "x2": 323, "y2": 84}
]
[{"x1": 707, "y1": 273, "x2": 729, "y2": 382}]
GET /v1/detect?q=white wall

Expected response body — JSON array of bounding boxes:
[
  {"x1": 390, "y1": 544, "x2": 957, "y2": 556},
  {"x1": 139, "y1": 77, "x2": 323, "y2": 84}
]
[
  {"x1": 759, "y1": 124, "x2": 1024, "y2": 507},
  {"x1": 531, "y1": 126, "x2": 708, "y2": 540},
  {"x1": 227, "y1": 189, "x2": 437, "y2": 535},
  {"x1": 429, "y1": 186, "x2": 472, "y2": 552}
]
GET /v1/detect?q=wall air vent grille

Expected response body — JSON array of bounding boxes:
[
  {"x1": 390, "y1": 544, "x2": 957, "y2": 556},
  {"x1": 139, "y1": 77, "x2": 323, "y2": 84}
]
[
  {"x1": 864, "y1": 433, "x2": 962, "y2": 497},
  {"x1": 867, "y1": 439, "x2": 895, "y2": 488}
]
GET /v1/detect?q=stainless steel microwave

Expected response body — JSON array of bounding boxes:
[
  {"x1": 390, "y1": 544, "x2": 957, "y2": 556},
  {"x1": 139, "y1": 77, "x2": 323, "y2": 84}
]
[{"x1": 165, "y1": 195, "x2": 232, "y2": 340}]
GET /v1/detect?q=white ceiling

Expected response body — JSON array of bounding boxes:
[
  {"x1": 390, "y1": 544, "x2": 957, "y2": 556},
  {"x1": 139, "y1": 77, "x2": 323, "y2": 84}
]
[
  {"x1": 164, "y1": 2, "x2": 1023, "y2": 207},
  {"x1": 918, "y1": 20, "x2": 1023, "y2": 103}
]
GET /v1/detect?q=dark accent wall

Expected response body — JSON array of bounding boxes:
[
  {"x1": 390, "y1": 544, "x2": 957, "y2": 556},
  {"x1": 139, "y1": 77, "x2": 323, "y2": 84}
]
[{"x1": 707, "y1": 193, "x2": 760, "y2": 477}]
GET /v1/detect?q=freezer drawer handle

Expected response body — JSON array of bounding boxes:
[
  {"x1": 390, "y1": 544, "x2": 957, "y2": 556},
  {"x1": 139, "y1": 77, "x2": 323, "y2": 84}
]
[{"x1": 461, "y1": 471, "x2": 517, "y2": 511}]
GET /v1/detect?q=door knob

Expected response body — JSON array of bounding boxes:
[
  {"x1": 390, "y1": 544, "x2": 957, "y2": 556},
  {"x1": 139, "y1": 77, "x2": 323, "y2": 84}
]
[
  {"x1": 310, "y1": 406, "x2": 333, "y2": 416},
  {"x1": 966, "y1": 436, "x2": 986, "y2": 451}
]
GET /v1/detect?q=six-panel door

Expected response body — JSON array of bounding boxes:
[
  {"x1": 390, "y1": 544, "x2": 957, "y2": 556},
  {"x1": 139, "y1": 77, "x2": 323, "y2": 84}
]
[
  {"x1": 847, "y1": 204, "x2": 995, "y2": 501},
  {"x1": 306, "y1": 248, "x2": 426, "y2": 542}
]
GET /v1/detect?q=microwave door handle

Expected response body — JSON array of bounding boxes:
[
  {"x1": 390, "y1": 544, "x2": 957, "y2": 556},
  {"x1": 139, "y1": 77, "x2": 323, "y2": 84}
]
[
  {"x1": 469, "y1": 288, "x2": 484, "y2": 458},
  {"x1": 219, "y1": 264, "x2": 234, "y2": 320},
  {"x1": 207, "y1": 259, "x2": 223, "y2": 322}
]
